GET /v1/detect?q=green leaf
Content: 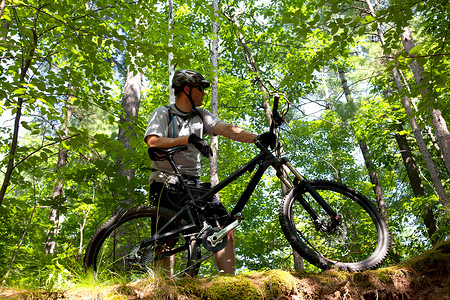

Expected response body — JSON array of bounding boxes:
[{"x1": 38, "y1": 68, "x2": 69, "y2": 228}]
[{"x1": 409, "y1": 45, "x2": 423, "y2": 55}]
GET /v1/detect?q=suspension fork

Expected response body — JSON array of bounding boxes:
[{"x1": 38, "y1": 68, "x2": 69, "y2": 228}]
[{"x1": 276, "y1": 158, "x2": 340, "y2": 223}]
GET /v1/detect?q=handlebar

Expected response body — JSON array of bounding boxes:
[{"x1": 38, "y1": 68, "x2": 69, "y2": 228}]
[{"x1": 254, "y1": 95, "x2": 285, "y2": 151}]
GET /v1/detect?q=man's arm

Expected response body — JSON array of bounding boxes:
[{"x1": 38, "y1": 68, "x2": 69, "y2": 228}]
[
  {"x1": 145, "y1": 135, "x2": 189, "y2": 148},
  {"x1": 213, "y1": 122, "x2": 257, "y2": 143}
]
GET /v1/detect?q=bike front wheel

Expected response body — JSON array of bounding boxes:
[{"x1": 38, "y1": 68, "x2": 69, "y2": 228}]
[
  {"x1": 279, "y1": 180, "x2": 390, "y2": 271},
  {"x1": 84, "y1": 206, "x2": 201, "y2": 280}
]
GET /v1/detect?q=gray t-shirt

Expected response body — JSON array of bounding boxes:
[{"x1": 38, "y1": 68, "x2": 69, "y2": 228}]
[{"x1": 144, "y1": 104, "x2": 221, "y2": 183}]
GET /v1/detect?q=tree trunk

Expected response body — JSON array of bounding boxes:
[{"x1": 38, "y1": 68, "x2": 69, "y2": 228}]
[
  {"x1": 359, "y1": 141, "x2": 388, "y2": 218},
  {"x1": 44, "y1": 153, "x2": 68, "y2": 255},
  {"x1": 117, "y1": 65, "x2": 142, "y2": 204},
  {"x1": 430, "y1": 109, "x2": 450, "y2": 172},
  {"x1": 45, "y1": 105, "x2": 72, "y2": 255},
  {"x1": 394, "y1": 129, "x2": 425, "y2": 197},
  {"x1": 0, "y1": 0, "x2": 6, "y2": 19},
  {"x1": 324, "y1": 69, "x2": 343, "y2": 182},
  {"x1": 392, "y1": 68, "x2": 448, "y2": 207},
  {"x1": 364, "y1": 0, "x2": 448, "y2": 208},
  {"x1": 387, "y1": 73, "x2": 439, "y2": 237},
  {"x1": 385, "y1": 86, "x2": 439, "y2": 239},
  {"x1": 168, "y1": 0, "x2": 175, "y2": 104},
  {"x1": 0, "y1": 98, "x2": 23, "y2": 205},
  {"x1": 293, "y1": 250, "x2": 304, "y2": 271},
  {"x1": 337, "y1": 66, "x2": 388, "y2": 219},
  {"x1": 210, "y1": 0, "x2": 219, "y2": 186},
  {"x1": 400, "y1": 27, "x2": 450, "y2": 175}
]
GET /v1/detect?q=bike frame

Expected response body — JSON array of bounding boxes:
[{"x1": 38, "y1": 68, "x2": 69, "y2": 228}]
[{"x1": 140, "y1": 144, "x2": 276, "y2": 248}]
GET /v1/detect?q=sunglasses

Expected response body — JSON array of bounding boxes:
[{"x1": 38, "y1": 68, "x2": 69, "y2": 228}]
[{"x1": 192, "y1": 85, "x2": 205, "y2": 92}]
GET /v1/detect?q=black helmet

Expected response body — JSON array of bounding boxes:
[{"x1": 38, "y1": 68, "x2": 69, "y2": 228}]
[{"x1": 172, "y1": 70, "x2": 210, "y2": 89}]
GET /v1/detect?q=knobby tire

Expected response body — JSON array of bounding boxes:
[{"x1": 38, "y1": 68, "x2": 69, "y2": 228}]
[
  {"x1": 84, "y1": 206, "x2": 200, "y2": 280},
  {"x1": 279, "y1": 180, "x2": 390, "y2": 271}
]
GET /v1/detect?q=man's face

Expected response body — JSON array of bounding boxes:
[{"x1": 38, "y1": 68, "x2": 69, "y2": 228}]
[{"x1": 190, "y1": 85, "x2": 205, "y2": 106}]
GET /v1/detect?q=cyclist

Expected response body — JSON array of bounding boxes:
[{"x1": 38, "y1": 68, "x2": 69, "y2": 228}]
[{"x1": 144, "y1": 69, "x2": 271, "y2": 275}]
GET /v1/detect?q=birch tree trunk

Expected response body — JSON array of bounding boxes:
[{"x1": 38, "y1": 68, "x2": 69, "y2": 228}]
[
  {"x1": 364, "y1": 0, "x2": 448, "y2": 208},
  {"x1": 400, "y1": 27, "x2": 450, "y2": 175},
  {"x1": 210, "y1": 0, "x2": 219, "y2": 186},
  {"x1": 0, "y1": 0, "x2": 6, "y2": 19},
  {"x1": 168, "y1": 0, "x2": 175, "y2": 104}
]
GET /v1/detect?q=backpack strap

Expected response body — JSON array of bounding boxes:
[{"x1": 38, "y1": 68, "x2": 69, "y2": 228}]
[{"x1": 164, "y1": 105, "x2": 176, "y2": 138}]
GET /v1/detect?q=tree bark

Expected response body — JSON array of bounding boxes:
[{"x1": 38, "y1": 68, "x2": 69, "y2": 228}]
[
  {"x1": 400, "y1": 27, "x2": 450, "y2": 175},
  {"x1": 168, "y1": 0, "x2": 175, "y2": 104},
  {"x1": 44, "y1": 154, "x2": 67, "y2": 255},
  {"x1": 0, "y1": 0, "x2": 6, "y2": 19},
  {"x1": 392, "y1": 68, "x2": 448, "y2": 207},
  {"x1": 210, "y1": 0, "x2": 220, "y2": 186},
  {"x1": 364, "y1": 0, "x2": 448, "y2": 208},
  {"x1": 337, "y1": 66, "x2": 388, "y2": 219},
  {"x1": 45, "y1": 105, "x2": 72, "y2": 255},
  {"x1": 293, "y1": 250, "x2": 304, "y2": 271},
  {"x1": 359, "y1": 141, "x2": 388, "y2": 218},
  {"x1": 430, "y1": 109, "x2": 450, "y2": 172},
  {"x1": 394, "y1": 129, "x2": 425, "y2": 197},
  {"x1": 117, "y1": 65, "x2": 142, "y2": 205},
  {"x1": 385, "y1": 86, "x2": 439, "y2": 239}
]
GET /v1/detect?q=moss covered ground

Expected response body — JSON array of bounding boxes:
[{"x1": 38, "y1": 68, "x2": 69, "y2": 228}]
[{"x1": 1, "y1": 240, "x2": 449, "y2": 299}]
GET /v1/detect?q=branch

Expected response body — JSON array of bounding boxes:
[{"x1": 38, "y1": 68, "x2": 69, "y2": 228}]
[{"x1": 13, "y1": 134, "x2": 80, "y2": 170}]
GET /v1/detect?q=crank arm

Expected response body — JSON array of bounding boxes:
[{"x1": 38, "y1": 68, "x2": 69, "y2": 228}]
[{"x1": 207, "y1": 214, "x2": 243, "y2": 247}]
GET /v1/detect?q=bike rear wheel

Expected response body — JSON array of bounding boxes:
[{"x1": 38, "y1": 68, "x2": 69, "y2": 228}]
[
  {"x1": 84, "y1": 206, "x2": 200, "y2": 280},
  {"x1": 279, "y1": 180, "x2": 390, "y2": 271}
]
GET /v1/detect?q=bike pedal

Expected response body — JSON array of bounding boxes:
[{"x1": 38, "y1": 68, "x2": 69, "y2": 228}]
[{"x1": 234, "y1": 213, "x2": 244, "y2": 221}]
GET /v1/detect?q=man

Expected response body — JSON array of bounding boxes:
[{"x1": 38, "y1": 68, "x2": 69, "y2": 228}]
[{"x1": 144, "y1": 69, "x2": 270, "y2": 274}]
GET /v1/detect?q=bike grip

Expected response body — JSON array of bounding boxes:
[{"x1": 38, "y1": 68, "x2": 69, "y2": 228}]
[
  {"x1": 270, "y1": 94, "x2": 280, "y2": 133},
  {"x1": 272, "y1": 94, "x2": 279, "y2": 115}
]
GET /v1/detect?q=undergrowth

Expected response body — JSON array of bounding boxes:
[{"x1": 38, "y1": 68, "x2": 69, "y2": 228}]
[{"x1": 1, "y1": 240, "x2": 448, "y2": 299}]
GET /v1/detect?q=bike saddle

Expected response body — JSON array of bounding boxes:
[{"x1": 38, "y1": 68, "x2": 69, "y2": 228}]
[{"x1": 148, "y1": 145, "x2": 188, "y2": 161}]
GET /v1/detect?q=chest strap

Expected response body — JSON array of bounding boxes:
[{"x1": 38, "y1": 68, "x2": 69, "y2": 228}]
[{"x1": 164, "y1": 105, "x2": 175, "y2": 138}]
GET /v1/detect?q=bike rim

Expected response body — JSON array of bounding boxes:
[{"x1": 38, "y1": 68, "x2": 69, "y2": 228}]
[
  {"x1": 291, "y1": 184, "x2": 383, "y2": 269},
  {"x1": 93, "y1": 212, "x2": 195, "y2": 280}
]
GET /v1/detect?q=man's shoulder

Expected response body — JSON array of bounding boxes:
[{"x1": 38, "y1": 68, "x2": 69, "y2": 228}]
[
  {"x1": 151, "y1": 105, "x2": 173, "y2": 116},
  {"x1": 196, "y1": 107, "x2": 214, "y2": 116},
  {"x1": 157, "y1": 105, "x2": 171, "y2": 111}
]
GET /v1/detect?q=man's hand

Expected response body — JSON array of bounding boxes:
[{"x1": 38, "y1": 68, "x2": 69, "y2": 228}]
[
  {"x1": 256, "y1": 132, "x2": 277, "y2": 149},
  {"x1": 189, "y1": 133, "x2": 213, "y2": 158}
]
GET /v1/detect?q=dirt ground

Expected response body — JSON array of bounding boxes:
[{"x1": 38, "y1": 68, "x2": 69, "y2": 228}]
[{"x1": 1, "y1": 240, "x2": 449, "y2": 299}]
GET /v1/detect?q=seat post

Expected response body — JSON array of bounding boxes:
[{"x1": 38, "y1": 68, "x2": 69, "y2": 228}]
[{"x1": 167, "y1": 155, "x2": 195, "y2": 201}]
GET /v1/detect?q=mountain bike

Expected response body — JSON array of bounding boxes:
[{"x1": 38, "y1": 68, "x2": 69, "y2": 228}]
[{"x1": 84, "y1": 95, "x2": 390, "y2": 279}]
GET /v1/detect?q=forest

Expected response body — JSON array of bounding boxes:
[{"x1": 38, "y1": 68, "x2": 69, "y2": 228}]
[{"x1": 0, "y1": 0, "x2": 449, "y2": 291}]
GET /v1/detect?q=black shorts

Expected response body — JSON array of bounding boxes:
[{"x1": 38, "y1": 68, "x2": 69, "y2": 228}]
[{"x1": 149, "y1": 180, "x2": 229, "y2": 226}]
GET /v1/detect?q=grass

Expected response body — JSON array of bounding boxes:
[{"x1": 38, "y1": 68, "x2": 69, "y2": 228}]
[{"x1": 1, "y1": 240, "x2": 449, "y2": 299}]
